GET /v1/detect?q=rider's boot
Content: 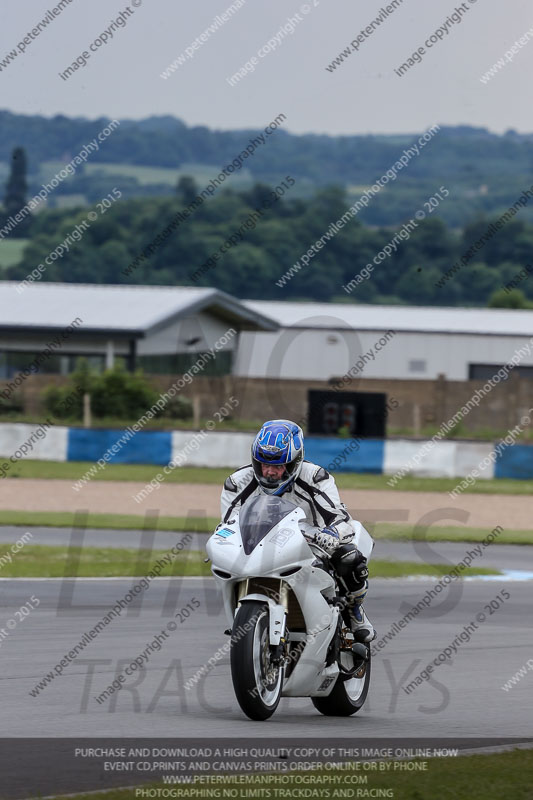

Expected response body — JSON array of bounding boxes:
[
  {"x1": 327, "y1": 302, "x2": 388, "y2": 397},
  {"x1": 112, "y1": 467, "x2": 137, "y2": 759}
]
[{"x1": 345, "y1": 581, "x2": 376, "y2": 643}]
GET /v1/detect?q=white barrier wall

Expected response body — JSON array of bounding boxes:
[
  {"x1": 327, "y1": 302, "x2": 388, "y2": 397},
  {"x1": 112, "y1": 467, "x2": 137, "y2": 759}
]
[
  {"x1": 171, "y1": 431, "x2": 254, "y2": 468},
  {"x1": 0, "y1": 422, "x2": 502, "y2": 479},
  {"x1": 453, "y1": 442, "x2": 496, "y2": 479},
  {"x1": 383, "y1": 440, "x2": 456, "y2": 478},
  {"x1": 170, "y1": 433, "x2": 497, "y2": 479},
  {"x1": 383, "y1": 440, "x2": 495, "y2": 479},
  {"x1": 0, "y1": 423, "x2": 69, "y2": 462}
]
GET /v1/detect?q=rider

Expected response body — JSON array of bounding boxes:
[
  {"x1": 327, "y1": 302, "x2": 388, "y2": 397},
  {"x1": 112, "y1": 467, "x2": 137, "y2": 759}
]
[{"x1": 220, "y1": 419, "x2": 375, "y2": 642}]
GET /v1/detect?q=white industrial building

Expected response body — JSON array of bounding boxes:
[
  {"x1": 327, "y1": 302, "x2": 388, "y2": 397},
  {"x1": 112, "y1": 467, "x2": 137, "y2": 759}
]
[
  {"x1": 1, "y1": 282, "x2": 533, "y2": 382},
  {"x1": 238, "y1": 301, "x2": 533, "y2": 382},
  {"x1": 0, "y1": 282, "x2": 276, "y2": 378}
]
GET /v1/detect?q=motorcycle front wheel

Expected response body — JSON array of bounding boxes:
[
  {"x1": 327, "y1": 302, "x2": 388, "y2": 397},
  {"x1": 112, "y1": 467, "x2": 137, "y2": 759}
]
[{"x1": 230, "y1": 601, "x2": 284, "y2": 720}]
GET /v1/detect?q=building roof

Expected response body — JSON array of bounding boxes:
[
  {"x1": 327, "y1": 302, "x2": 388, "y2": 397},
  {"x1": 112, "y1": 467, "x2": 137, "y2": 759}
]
[
  {"x1": 3, "y1": 281, "x2": 532, "y2": 339},
  {"x1": 244, "y1": 300, "x2": 533, "y2": 337},
  {"x1": 0, "y1": 282, "x2": 278, "y2": 336}
]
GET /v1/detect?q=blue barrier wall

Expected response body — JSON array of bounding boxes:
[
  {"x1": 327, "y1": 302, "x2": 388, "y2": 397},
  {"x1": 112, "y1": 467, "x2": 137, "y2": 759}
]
[
  {"x1": 494, "y1": 444, "x2": 533, "y2": 479},
  {"x1": 65, "y1": 429, "x2": 387, "y2": 472},
  {"x1": 67, "y1": 428, "x2": 172, "y2": 465},
  {"x1": 305, "y1": 437, "x2": 385, "y2": 474},
  {"x1": 4, "y1": 422, "x2": 527, "y2": 479}
]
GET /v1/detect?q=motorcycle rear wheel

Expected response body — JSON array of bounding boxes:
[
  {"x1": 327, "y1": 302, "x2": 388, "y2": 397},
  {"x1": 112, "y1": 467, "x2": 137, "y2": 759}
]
[
  {"x1": 230, "y1": 601, "x2": 284, "y2": 720},
  {"x1": 311, "y1": 646, "x2": 371, "y2": 716}
]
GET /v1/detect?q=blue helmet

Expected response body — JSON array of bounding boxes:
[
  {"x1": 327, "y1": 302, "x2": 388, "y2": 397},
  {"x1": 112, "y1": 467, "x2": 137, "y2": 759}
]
[{"x1": 251, "y1": 419, "x2": 304, "y2": 495}]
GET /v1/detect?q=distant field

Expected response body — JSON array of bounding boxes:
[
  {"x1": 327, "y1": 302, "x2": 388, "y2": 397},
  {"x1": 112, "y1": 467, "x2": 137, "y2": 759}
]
[
  {"x1": 38, "y1": 159, "x2": 180, "y2": 187},
  {"x1": 84, "y1": 162, "x2": 179, "y2": 186},
  {"x1": 37, "y1": 161, "x2": 76, "y2": 183},
  {"x1": 35, "y1": 159, "x2": 253, "y2": 188},
  {"x1": 0, "y1": 238, "x2": 28, "y2": 268},
  {"x1": 346, "y1": 184, "x2": 374, "y2": 193},
  {"x1": 84, "y1": 161, "x2": 253, "y2": 187}
]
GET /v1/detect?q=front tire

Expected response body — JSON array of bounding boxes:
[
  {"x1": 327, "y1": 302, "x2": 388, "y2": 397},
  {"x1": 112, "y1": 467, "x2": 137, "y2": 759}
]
[
  {"x1": 230, "y1": 601, "x2": 284, "y2": 720},
  {"x1": 311, "y1": 646, "x2": 371, "y2": 716}
]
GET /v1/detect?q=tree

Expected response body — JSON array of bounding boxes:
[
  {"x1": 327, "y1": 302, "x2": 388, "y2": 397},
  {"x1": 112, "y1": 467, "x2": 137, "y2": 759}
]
[
  {"x1": 488, "y1": 288, "x2": 533, "y2": 309},
  {"x1": 12, "y1": 177, "x2": 533, "y2": 307},
  {"x1": 176, "y1": 175, "x2": 199, "y2": 205},
  {"x1": 43, "y1": 360, "x2": 160, "y2": 420},
  {"x1": 3, "y1": 147, "x2": 31, "y2": 236}
]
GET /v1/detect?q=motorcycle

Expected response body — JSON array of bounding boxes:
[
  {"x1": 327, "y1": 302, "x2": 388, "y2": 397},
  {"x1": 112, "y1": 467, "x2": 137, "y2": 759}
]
[{"x1": 206, "y1": 493, "x2": 374, "y2": 720}]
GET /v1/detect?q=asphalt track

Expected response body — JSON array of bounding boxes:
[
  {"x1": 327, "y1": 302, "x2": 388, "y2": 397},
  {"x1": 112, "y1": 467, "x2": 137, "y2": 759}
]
[{"x1": 1, "y1": 576, "x2": 532, "y2": 739}]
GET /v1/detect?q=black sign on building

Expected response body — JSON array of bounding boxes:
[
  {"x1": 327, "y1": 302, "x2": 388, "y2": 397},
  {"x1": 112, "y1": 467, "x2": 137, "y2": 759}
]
[{"x1": 307, "y1": 390, "x2": 387, "y2": 438}]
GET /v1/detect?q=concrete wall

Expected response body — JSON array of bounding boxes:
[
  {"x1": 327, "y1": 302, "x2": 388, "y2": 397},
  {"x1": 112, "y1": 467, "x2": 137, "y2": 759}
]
[
  {"x1": 4, "y1": 370, "x2": 533, "y2": 436},
  {"x1": 152, "y1": 372, "x2": 533, "y2": 436}
]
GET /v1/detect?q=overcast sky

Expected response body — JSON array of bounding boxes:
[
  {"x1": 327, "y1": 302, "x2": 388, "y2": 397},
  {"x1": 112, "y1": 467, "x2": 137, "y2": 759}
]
[{"x1": 1, "y1": 0, "x2": 532, "y2": 135}]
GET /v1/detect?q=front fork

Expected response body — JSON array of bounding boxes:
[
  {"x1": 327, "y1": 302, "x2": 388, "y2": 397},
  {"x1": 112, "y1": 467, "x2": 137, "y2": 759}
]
[{"x1": 236, "y1": 579, "x2": 289, "y2": 665}]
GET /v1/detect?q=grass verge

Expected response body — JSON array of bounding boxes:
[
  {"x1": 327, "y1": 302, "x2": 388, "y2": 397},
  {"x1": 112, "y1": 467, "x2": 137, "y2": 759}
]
[
  {"x1": 0, "y1": 545, "x2": 500, "y2": 578},
  {"x1": 4, "y1": 460, "x2": 533, "y2": 495},
  {"x1": 1, "y1": 510, "x2": 532, "y2": 545},
  {"x1": 0, "y1": 460, "x2": 233, "y2": 482},
  {"x1": 0, "y1": 545, "x2": 211, "y2": 578},
  {"x1": 369, "y1": 560, "x2": 499, "y2": 579},
  {"x1": 367, "y1": 522, "x2": 533, "y2": 544},
  {"x1": 42, "y1": 749, "x2": 533, "y2": 800},
  {"x1": 0, "y1": 417, "x2": 263, "y2": 432},
  {"x1": 370, "y1": 522, "x2": 533, "y2": 546},
  {"x1": 0, "y1": 510, "x2": 219, "y2": 531}
]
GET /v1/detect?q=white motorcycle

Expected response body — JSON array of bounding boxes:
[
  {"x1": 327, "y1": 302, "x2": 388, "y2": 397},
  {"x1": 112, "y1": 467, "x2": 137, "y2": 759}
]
[{"x1": 206, "y1": 494, "x2": 374, "y2": 721}]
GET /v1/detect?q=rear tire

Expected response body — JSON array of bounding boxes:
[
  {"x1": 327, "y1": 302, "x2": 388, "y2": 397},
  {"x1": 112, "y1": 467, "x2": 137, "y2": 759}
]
[
  {"x1": 230, "y1": 601, "x2": 284, "y2": 721},
  {"x1": 311, "y1": 646, "x2": 371, "y2": 716}
]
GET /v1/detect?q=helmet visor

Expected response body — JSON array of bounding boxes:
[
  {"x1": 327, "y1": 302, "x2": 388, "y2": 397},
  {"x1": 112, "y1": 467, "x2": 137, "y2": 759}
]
[{"x1": 252, "y1": 453, "x2": 302, "y2": 489}]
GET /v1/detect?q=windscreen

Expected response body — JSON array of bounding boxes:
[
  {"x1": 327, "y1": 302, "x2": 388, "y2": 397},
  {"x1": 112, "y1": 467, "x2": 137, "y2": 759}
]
[{"x1": 239, "y1": 494, "x2": 297, "y2": 555}]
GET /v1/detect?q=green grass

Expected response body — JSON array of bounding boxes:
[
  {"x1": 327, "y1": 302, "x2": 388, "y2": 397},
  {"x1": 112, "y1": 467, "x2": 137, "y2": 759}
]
[
  {"x1": 370, "y1": 522, "x2": 533, "y2": 546},
  {"x1": 389, "y1": 425, "x2": 533, "y2": 442},
  {"x1": 0, "y1": 510, "x2": 219, "y2": 531},
  {"x1": 368, "y1": 560, "x2": 499, "y2": 578},
  {"x1": 0, "y1": 415, "x2": 263, "y2": 433},
  {"x1": 41, "y1": 749, "x2": 533, "y2": 800},
  {"x1": 0, "y1": 544, "x2": 500, "y2": 578},
  {"x1": 0, "y1": 459, "x2": 233, "y2": 483},
  {"x1": 334, "y1": 471, "x2": 533, "y2": 495},
  {"x1": 3, "y1": 460, "x2": 533, "y2": 495},
  {"x1": 1, "y1": 509, "x2": 532, "y2": 545},
  {"x1": 0, "y1": 237, "x2": 28, "y2": 268},
  {"x1": 0, "y1": 545, "x2": 211, "y2": 577}
]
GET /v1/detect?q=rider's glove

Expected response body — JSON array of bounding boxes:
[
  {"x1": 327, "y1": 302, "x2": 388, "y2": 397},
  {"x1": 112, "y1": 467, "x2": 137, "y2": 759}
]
[{"x1": 302, "y1": 525, "x2": 340, "y2": 555}]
